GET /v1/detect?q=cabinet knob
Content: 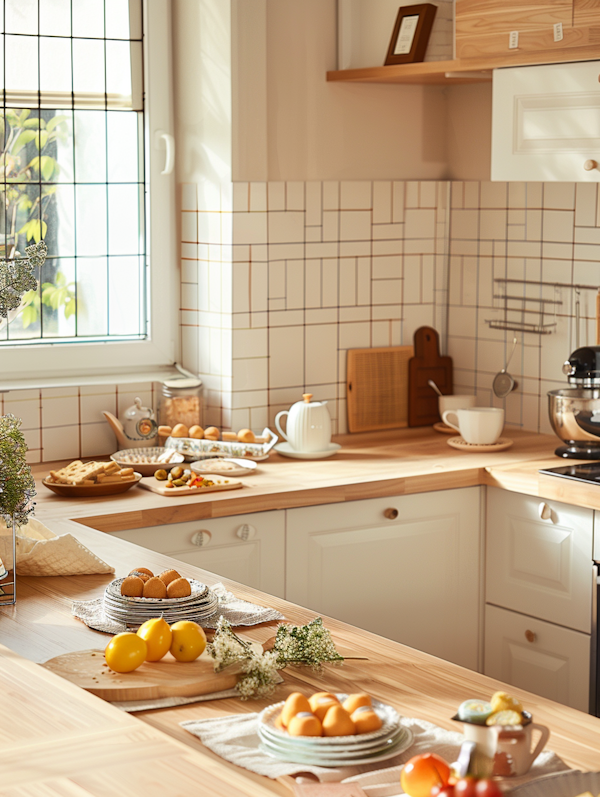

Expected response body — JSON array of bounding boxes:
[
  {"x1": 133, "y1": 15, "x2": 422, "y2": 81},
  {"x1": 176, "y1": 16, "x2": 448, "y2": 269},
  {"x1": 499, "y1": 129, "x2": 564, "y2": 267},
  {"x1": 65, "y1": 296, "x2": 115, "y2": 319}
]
[
  {"x1": 384, "y1": 508, "x2": 399, "y2": 520},
  {"x1": 191, "y1": 530, "x2": 212, "y2": 547},
  {"x1": 236, "y1": 523, "x2": 256, "y2": 541},
  {"x1": 538, "y1": 502, "x2": 552, "y2": 521},
  {"x1": 584, "y1": 159, "x2": 598, "y2": 171},
  {"x1": 525, "y1": 629, "x2": 537, "y2": 643}
]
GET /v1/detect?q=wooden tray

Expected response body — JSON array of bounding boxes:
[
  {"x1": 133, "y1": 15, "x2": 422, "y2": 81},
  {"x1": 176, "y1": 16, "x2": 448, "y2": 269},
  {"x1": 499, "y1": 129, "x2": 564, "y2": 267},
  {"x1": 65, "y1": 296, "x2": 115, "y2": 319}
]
[
  {"x1": 408, "y1": 327, "x2": 453, "y2": 427},
  {"x1": 346, "y1": 346, "x2": 413, "y2": 432},
  {"x1": 43, "y1": 649, "x2": 239, "y2": 702},
  {"x1": 137, "y1": 475, "x2": 243, "y2": 496}
]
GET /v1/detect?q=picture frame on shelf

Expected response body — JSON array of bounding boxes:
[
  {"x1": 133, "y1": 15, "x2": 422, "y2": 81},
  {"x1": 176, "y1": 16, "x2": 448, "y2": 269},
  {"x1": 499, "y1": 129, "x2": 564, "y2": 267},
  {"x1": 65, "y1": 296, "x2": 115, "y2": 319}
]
[{"x1": 384, "y1": 3, "x2": 437, "y2": 65}]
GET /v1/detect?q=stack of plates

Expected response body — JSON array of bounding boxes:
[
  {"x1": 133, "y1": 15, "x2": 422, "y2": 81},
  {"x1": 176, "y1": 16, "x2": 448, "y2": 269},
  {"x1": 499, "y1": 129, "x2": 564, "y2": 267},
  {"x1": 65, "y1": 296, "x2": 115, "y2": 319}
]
[
  {"x1": 103, "y1": 578, "x2": 219, "y2": 626},
  {"x1": 257, "y1": 694, "x2": 413, "y2": 767}
]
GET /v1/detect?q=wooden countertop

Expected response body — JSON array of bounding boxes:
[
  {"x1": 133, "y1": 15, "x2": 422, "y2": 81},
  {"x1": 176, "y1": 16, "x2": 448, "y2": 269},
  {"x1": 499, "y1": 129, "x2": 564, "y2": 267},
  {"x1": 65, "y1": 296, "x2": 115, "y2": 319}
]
[
  {"x1": 3, "y1": 516, "x2": 600, "y2": 795},
  {"x1": 33, "y1": 427, "x2": 589, "y2": 533}
]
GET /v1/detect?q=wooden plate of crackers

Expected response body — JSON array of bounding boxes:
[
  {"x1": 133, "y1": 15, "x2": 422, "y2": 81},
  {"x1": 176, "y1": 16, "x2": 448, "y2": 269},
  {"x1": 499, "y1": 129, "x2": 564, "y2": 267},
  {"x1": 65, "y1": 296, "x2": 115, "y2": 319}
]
[{"x1": 42, "y1": 459, "x2": 142, "y2": 497}]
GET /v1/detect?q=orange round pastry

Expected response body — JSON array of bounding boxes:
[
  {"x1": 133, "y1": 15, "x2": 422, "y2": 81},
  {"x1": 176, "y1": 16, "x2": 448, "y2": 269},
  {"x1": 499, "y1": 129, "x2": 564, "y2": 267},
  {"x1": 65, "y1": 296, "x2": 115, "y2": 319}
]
[
  {"x1": 158, "y1": 569, "x2": 181, "y2": 587},
  {"x1": 204, "y1": 426, "x2": 220, "y2": 440},
  {"x1": 281, "y1": 693, "x2": 312, "y2": 727},
  {"x1": 129, "y1": 570, "x2": 151, "y2": 583},
  {"x1": 343, "y1": 693, "x2": 372, "y2": 714},
  {"x1": 143, "y1": 577, "x2": 167, "y2": 599},
  {"x1": 309, "y1": 693, "x2": 340, "y2": 722},
  {"x1": 351, "y1": 706, "x2": 382, "y2": 734},
  {"x1": 167, "y1": 577, "x2": 192, "y2": 598},
  {"x1": 322, "y1": 705, "x2": 355, "y2": 737},
  {"x1": 287, "y1": 712, "x2": 322, "y2": 737},
  {"x1": 130, "y1": 567, "x2": 153, "y2": 578},
  {"x1": 121, "y1": 575, "x2": 144, "y2": 597}
]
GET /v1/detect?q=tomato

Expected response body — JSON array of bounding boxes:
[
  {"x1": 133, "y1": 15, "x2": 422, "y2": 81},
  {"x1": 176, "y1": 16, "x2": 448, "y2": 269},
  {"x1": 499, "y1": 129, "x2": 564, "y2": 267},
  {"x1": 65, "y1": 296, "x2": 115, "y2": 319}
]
[
  {"x1": 137, "y1": 617, "x2": 172, "y2": 661},
  {"x1": 454, "y1": 777, "x2": 478, "y2": 797},
  {"x1": 105, "y1": 632, "x2": 147, "y2": 673},
  {"x1": 474, "y1": 780, "x2": 503, "y2": 797},
  {"x1": 400, "y1": 753, "x2": 451, "y2": 797}
]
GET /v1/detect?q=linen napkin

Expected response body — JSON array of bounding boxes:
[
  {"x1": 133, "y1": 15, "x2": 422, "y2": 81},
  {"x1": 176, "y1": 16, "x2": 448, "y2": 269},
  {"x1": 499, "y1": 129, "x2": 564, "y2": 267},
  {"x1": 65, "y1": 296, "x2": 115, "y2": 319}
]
[
  {"x1": 0, "y1": 517, "x2": 114, "y2": 576},
  {"x1": 181, "y1": 713, "x2": 569, "y2": 794}
]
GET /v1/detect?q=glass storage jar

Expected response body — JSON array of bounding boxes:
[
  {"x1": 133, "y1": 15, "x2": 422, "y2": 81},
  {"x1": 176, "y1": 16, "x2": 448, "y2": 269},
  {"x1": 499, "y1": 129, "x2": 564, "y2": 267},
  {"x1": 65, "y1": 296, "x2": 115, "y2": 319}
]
[{"x1": 159, "y1": 377, "x2": 203, "y2": 430}]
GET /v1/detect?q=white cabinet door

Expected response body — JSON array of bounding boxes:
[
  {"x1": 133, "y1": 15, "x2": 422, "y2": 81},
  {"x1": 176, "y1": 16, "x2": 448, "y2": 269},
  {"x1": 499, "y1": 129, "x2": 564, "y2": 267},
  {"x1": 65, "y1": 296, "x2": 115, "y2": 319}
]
[
  {"x1": 486, "y1": 488, "x2": 593, "y2": 633},
  {"x1": 111, "y1": 511, "x2": 285, "y2": 598},
  {"x1": 492, "y1": 61, "x2": 600, "y2": 182},
  {"x1": 286, "y1": 487, "x2": 482, "y2": 671},
  {"x1": 484, "y1": 604, "x2": 590, "y2": 713}
]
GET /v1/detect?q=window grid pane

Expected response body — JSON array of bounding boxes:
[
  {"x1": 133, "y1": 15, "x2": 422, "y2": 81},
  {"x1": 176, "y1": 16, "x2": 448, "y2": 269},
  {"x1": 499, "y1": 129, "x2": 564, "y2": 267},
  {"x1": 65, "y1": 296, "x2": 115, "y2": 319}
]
[{"x1": 0, "y1": 0, "x2": 146, "y2": 344}]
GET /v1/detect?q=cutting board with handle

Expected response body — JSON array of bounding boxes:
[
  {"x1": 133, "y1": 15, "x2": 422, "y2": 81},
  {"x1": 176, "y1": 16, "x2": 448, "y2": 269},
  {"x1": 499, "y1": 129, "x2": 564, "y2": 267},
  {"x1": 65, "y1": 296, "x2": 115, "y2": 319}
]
[
  {"x1": 138, "y1": 475, "x2": 243, "y2": 496},
  {"x1": 43, "y1": 649, "x2": 240, "y2": 702},
  {"x1": 346, "y1": 346, "x2": 413, "y2": 432},
  {"x1": 408, "y1": 327, "x2": 453, "y2": 427}
]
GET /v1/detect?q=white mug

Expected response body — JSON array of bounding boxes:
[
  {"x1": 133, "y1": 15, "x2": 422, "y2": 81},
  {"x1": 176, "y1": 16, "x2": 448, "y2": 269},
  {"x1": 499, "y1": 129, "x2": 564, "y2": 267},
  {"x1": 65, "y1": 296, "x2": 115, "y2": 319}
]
[
  {"x1": 442, "y1": 407, "x2": 504, "y2": 445},
  {"x1": 439, "y1": 394, "x2": 476, "y2": 417},
  {"x1": 462, "y1": 721, "x2": 550, "y2": 777}
]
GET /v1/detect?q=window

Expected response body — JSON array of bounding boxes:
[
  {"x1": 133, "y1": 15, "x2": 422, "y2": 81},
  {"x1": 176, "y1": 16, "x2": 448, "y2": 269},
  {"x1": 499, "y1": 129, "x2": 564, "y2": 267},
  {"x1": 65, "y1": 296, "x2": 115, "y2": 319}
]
[{"x1": 0, "y1": 0, "x2": 177, "y2": 381}]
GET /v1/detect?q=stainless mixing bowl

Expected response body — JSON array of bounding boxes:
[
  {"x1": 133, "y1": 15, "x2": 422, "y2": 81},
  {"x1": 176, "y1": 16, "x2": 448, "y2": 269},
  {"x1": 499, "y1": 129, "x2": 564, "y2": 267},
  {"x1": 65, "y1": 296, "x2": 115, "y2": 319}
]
[{"x1": 548, "y1": 388, "x2": 600, "y2": 457}]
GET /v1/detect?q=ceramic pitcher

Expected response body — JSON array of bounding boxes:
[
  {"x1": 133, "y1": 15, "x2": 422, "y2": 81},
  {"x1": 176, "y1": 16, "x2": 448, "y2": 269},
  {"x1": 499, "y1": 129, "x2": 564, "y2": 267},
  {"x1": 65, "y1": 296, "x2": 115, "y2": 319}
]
[
  {"x1": 275, "y1": 393, "x2": 332, "y2": 452},
  {"x1": 462, "y1": 720, "x2": 550, "y2": 777}
]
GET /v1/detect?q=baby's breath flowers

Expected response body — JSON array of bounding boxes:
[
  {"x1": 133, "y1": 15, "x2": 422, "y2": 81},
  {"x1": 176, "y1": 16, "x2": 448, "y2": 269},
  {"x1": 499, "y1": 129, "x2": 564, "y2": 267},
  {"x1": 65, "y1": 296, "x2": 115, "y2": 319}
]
[
  {"x1": 207, "y1": 616, "x2": 344, "y2": 699},
  {"x1": 0, "y1": 414, "x2": 36, "y2": 526}
]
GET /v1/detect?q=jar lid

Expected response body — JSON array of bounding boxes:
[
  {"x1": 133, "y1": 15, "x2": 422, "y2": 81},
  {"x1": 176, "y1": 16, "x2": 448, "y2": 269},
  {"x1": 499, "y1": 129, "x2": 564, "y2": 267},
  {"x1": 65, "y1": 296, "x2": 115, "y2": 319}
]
[{"x1": 162, "y1": 376, "x2": 203, "y2": 389}]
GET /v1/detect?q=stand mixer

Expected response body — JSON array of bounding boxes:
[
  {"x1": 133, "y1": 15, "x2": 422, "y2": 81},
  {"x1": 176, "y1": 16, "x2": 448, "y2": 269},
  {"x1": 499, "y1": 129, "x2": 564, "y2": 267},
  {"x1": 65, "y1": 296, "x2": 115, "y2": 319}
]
[{"x1": 548, "y1": 346, "x2": 600, "y2": 458}]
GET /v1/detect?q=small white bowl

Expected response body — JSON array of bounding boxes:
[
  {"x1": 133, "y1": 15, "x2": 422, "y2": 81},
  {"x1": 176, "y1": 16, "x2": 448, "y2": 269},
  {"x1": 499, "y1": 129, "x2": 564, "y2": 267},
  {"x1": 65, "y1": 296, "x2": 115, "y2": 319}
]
[
  {"x1": 190, "y1": 458, "x2": 258, "y2": 477},
  {"x1": 111, "y1": 447, "x2": 185, "y2": 477}
]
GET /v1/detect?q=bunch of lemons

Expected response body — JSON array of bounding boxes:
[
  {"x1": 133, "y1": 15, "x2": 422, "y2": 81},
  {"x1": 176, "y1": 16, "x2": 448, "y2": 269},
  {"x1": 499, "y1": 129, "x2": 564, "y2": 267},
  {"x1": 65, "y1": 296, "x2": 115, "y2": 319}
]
[{"x1": 105, "y1": 618, "x2": 207, "y2": 673}]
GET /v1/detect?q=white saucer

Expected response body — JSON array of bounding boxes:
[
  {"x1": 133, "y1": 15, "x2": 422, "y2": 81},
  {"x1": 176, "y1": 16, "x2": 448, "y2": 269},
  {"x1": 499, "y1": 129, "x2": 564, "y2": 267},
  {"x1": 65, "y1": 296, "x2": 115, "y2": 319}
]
[{"x1": 274, "y1": 442, "x2": 341, "y2": 460}]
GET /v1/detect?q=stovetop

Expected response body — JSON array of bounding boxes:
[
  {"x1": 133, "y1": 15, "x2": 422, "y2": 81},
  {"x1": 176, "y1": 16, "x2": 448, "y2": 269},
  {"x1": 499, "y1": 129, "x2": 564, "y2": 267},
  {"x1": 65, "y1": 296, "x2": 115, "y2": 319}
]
[{"x1": 539, "y1": 462, "x2": 600, "y2": 484}]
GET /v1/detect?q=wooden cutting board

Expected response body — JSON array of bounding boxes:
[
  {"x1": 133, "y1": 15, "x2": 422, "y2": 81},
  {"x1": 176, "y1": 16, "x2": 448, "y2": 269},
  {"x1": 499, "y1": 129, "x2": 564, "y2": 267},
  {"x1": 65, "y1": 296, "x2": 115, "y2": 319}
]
[
  {"x1": 138, "y1": 475, "x2": 243, "y2": 496},
  {"x1": 43, "y1": 649, "x2": 240, "y2": 702},
  {"x1": 408, "y1": 327, "x2": 453, "y2": 427},
  {"x1": 346, "y1": 346, "x2": 413, "y2": 432}
]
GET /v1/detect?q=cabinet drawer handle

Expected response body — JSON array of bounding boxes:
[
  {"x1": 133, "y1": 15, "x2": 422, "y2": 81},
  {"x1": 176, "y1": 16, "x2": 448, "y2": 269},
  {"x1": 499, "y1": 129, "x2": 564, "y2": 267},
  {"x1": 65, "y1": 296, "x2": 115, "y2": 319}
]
[
  {"x1": 538, "y1": 502, "x2": 552, "y2": 521},
  {"x1": 236, "y1": 523, "x2": 256, "y2": 541},
  {"x1": 584, "y1": 159, "x2": 598, "y2": 171},
  {"x1": 384, "y1": 508, "x2": 399, "y2": 520},
  {"x1": 525, "y1": 629, "x2": 537, "y2": 643},
  {"x1": 191, "y1": 530, "x2": 212, "y2": 547}
]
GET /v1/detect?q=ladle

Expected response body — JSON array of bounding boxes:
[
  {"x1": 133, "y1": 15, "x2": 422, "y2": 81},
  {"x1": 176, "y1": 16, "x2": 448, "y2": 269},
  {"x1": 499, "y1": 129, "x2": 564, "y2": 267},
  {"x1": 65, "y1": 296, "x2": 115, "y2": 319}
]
[{"x1": 493, "y1": 336, "x2": 518, "y2": 398}]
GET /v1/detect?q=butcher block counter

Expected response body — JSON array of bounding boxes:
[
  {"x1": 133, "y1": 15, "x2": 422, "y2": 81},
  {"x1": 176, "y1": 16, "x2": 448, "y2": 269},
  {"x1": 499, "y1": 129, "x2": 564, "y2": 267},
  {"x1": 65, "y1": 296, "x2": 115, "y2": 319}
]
[
  {"x1": 32, "y1": 427, "x2": 600, "y2": 533},
  {"x1": 3, "y1": 516, "x2": 600, "y2": 796}
]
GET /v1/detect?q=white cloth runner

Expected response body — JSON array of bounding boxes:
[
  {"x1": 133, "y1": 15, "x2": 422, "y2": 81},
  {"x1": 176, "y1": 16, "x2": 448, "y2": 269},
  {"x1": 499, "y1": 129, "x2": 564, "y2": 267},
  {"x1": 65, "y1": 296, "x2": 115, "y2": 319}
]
[
  {"x1": 181, "y1": 713, "x2": 569, "y2": 795},
  {"x1": 0, "y1": 517, "x2": 114, "y2": 576}
]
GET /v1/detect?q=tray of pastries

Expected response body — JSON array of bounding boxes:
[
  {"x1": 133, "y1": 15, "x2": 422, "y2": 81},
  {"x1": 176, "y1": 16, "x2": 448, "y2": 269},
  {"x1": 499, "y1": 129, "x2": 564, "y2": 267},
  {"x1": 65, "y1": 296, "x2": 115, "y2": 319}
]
[
  {"x1": 103, "y1": 567, "x2": 219, "y2": 625},
  {"x1": 43, "y1": 460, "x2": 141, "y2": 496},
  {"x1": 162, "y1": 426, "x2": 277, "y2": 461}
]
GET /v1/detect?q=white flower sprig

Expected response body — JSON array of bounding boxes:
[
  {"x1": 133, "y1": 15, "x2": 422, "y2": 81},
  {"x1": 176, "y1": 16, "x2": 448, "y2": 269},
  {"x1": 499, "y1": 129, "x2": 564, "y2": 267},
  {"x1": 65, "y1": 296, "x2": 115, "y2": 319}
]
[{"x1": 207, "y1": 616, "x2": 344, "y2": 699}]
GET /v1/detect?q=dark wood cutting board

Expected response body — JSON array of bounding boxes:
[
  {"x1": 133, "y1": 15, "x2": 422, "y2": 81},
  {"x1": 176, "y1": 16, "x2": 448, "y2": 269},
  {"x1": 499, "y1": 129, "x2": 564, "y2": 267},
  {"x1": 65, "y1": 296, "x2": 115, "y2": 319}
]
[{"x1": 408, "y1": 327, "x2": 453, "y2": 426}]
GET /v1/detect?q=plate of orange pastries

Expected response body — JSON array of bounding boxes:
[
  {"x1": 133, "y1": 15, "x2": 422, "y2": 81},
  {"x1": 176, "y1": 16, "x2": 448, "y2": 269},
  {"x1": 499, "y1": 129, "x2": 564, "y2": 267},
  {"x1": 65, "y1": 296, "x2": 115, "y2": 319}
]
[
  {"x1": 257, "y1": 691, "x2": 413, "y2": 766},
  {"x1": 102, "y1": 567, "x2": 219, "y2": 626},
  {"x1": 43, "y1": 459, "x2": 141, "y2": 497}
]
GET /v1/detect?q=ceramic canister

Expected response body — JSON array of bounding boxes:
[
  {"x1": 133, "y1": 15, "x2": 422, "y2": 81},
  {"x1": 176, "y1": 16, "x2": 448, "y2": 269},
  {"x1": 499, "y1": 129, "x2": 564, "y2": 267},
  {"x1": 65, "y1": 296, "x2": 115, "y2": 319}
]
[{"x1": 275, "y1": 394, "x2": 332, "y2": 452}]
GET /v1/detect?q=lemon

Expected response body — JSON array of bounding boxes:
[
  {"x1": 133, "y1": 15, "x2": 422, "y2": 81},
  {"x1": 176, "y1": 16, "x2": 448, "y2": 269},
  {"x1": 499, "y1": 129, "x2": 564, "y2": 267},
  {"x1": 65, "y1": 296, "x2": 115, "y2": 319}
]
[
  {"x1": 169, "y1": 620, "x2": 207, "y2": 662},
  {"x1": 105, "y1": 632, "x2": 147, "y2": 673},
  {"x1": 490, "y1": 691, "x2": 523, "y2": 714},
  {"x1": 137, "y1": 617, "x2": 172, "y2": 662},
  {"x1": 486, "y1": 709, "x2": 523, "y2": 726}
]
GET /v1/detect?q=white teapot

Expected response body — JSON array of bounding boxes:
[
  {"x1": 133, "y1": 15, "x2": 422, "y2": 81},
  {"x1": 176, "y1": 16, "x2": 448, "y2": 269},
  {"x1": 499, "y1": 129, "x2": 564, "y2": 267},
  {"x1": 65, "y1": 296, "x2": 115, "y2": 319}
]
[{"x1": 275, "y1": 394, "x2": 332, "y2": 453}]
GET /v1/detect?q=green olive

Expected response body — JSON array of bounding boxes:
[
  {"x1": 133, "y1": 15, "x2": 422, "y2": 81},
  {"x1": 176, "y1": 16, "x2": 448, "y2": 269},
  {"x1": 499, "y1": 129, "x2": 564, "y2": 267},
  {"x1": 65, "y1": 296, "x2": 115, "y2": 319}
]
[
  {"x1": 154, "y1": 469, "x2": 168, "y2": 480},
  {"x1": 172, "y1": 478, "x2": 187, "y2": 487},
  {"x1": 170, "y1": 466, "x2": 184, "y2": 479}
]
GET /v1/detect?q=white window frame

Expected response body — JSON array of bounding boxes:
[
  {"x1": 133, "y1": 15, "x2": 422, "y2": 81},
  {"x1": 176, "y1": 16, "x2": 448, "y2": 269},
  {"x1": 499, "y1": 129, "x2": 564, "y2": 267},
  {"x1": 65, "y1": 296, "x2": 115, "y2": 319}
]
[{"x1": 0, "y1": 0, "x2": 178, "y2": 384}]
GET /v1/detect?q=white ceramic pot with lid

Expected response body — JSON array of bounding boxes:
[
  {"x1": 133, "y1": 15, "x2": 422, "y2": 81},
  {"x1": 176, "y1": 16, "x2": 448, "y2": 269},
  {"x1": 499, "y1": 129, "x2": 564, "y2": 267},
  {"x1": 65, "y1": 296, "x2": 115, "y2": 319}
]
[{"x1": 275, "y1": 394, "x2": 332, "y2": 453}]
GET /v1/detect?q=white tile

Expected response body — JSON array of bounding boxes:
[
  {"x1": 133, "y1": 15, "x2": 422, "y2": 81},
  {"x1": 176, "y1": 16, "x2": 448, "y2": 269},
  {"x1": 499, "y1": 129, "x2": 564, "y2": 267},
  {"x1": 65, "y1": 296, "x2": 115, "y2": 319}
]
[
  {"x1": 305, "y1": 324, "x2": 338, "y2": 385},
  {"x1": 42, "y1": 425, "x2": 79, "y2": 462},
  {"x1": 251, "y1": 312, "x2": 268, "y2": 328},
  {"x1": 371, "y1": 320, "x2": 390, "y2": 347},
  {"x1": 233, "y1": 327, "x2": 268, "y2": 359},
  {"x1": 574, "y1": 227, "x2": 600, "y2": 245},
  {"x1": 339, "y1": 321, "x2": 370, "y2": 350},
  {"x1": 404, "y1": 239, "x2": 434, "y2": 255},
  {"x1": 405, "y1": 182, "x2": 419, "y2": 208},
  {"x1": 544, "y1": 182, "x2": 575, "y2": 210},
  {"x1": 305, "y1": 241, "x2": 338, "y2": 258},
  {"x1": 306, "y1": 181, "x2": 322, "y2": 226},
  {"x1": 269, "y1": 298, "x2": 286, "y2": 311},
  {"x1": 305, "y1": 226, "x2": 322, "y2": 242},
  {"x1": 322, "y1": 259, "x2": 338, "y2": 307},
  {"x1": 340, "y1": 306, "x2": 370, "y2": 322},
  {"x1": 181, "y1": 211, "x2": 197, "y2": 243},
  {"x1": 323, "y1": 181, "x2": 339, "y2": 210},
  {"x1": 357, "y1": 258, "x2": 371, "y2": 305},
  {"x1": 450, "y1": 209, "x2": 479, "y2": 240},
  {"x1": 232, "y1": 389, "x2": 268, "y2": 409},
  {"x1": 573, "y1": 243, "x2": 600, "y2": 261},
  {"x1": 268, "y1": 182, "x2": 285, "y2": 211},
  {"x1": 526, "y1": 209, "x2": 542, "y2": 241},
  {"x1": 268, "y1": 260, "x2": 286, "y2": 298},
  {"x1": 42, "y1": 395, "x2": 79, "y2": 428},
  {"x1": 269, "y1": 309, "x2": 304, "y2": 327},
  {"x1": 268, "y1": 243, "x2": 304, "y2": 261},
  {"x1": 81, "y1": 422, "x2": 116, "y2": 457},
  {"x1": 181, "y1": 183, "x2": 197, "y2": 212},
  {"x1": 575, "y1": 182, "x2": 597, "y2": 227},
  {"x1": 269, "y1": 326, "x2": 304, "y2": 388},
  {"x1": 232, "y1": 263, "x2": 250, "y2": 313},
  {"x1": 340, "y1": 181, "x2": 372, "y2": 210},
  {"x1": 479, "y1": 209, "x2": 507, "y2": 240},
  {"x1": 463, "y1": 182, "x2": 480, "y2": 209},
  {"x1": 392, "y1": 182, "x2": 405, "y2": 222},
  {"x1": 420, "y1": 181, "x2": 437, "y2": 208},
  {"x1": 306, "y1": 308, "x2": 337, "y2": 324},
  {"x1": 373, "y1": 181, "x2": 392, "y2": 224},
  {"x1": 451, "y1": 182, "x2": 464, "y2": 208},
  {"x1": 339, "y1": 241, "x2": 370, "y2": 257},
  {"x1": 525, "y1": 182, "x2": 543, "y2": 208},
  {"x1": 405, "y1": 208, "x2": 435, "y2": 239},
  {"x1": 268, "y1": 212, "x2": 304, "y2": 244},
  {"x1": 4, "y1": 394, "x2": 40, "y2": 430},
  {"x1": 340, "y1": 210, "x2": 371, "y2": 241},
  {"x1": 230, "y1": 408, "x2": 250, "y2": 429},
  {"x1": 339, "y1": 259, "x2": 356, "y2": 306},
  {"x1": 182, "y1": 281, "x2": 199, "y2": 311},
  {"x1": 480, "y1": 182, "x2": 507, "y2": 208},
  {"x1": 286, "y1": 260, "x2": 305, "y2": 309},
  {"x1": 233, "y1": 182, "x2": 249, "y2": 212},
  {"x1": 250, "y1": 406, "x2": 269, "y2": 430},
  {"x1": 80, "y1": 391, "x2": 116, "y2": 424},
  {"x1": 233, "y1": 212, "x2": 267, "y2": 244},
  {"x1": 220, "y1": 182, "x2": 233, "y2": 212},
  {"x1": 198, "y1": 179, "x2": 221, "y2": 211},
  {"x1": 305, "y1": 259, "x2": 322, "y2": 308},
  {"x1": 508, "y1": 182, "x2": 526, "y2": 208},
  {"x1": 181, "y1": 325, "x2": 200, "y2": 375},
  {"x1": 372, "y1": 255, "x2": 401, "y2": 279},
  {"x1": 181, "y1": 258, "x2": 198, "y2": 284},
  {"x1": 542, "y1": 210, "x2": 574, "y2": 243},
  {"x1": 250, "y1": 262, "x2": 268, "y2": 313},
  {"x1": 286, "y1": 182, "x2": 305, "y2": 211},
  {"x1": 197, "y1": 212, "x2": 222, "y2": 245},
  {"x1": 322, "y1": 210, "x2": 339, "y2": 241},
  {"x1": 250, "y1": 182, "x2": 267, "y2": 212},
  {"x1": 232, "y1": 357, "x2": 268, "y2": 391}
]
